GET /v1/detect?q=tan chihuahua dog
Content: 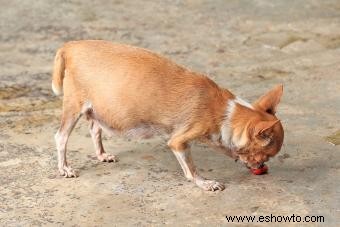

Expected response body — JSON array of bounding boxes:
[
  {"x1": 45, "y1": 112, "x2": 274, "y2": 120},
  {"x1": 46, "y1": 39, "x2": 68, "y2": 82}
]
[{"x1": 52, "y1": 40, "x2": 284, "y2": 191}]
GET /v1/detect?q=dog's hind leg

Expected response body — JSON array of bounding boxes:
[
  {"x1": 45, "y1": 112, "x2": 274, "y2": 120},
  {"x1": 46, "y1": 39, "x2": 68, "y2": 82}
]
[
  {"x1": 89, "y1": 120, "x2": 118, "y2": 162},
  {"x1": 55, "y1": 87, "x2": 86, "y2": 177},
  {"x1": 55, "y1": 109, "x2": 82, "y2": 177}
]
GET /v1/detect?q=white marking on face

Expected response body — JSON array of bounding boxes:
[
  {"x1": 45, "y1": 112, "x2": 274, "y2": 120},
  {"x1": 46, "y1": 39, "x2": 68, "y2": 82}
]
[{"x1": 232, "y1": 127, "x2": 249, "y2": 148}]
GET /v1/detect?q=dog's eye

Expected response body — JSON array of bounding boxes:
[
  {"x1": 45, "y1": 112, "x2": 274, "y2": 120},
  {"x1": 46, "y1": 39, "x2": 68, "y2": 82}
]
[{"x1": 266, "y1": 109, "x2": 275, "y2": 115}]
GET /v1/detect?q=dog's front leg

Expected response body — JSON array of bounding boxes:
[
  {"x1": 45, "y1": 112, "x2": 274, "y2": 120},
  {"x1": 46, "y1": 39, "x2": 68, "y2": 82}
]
[
  {"x1": 172, "y1": 149, "x2": 225, "y2": 191},
  {"x1": 168, "y1": 131, "x2": 225, "y2": 191}
]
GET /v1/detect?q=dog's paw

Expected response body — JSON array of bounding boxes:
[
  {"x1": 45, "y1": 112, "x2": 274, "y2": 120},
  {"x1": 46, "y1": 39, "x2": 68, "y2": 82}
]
[
  {"x1": 59, "y1": 166, "x2": 78, "y2": 178},
  {"x1": 97, "y1": 153, "x2": 119, "y2": 163},
  {"x1": 195, "y1": 177, "x2": 225, "y2": 191}
]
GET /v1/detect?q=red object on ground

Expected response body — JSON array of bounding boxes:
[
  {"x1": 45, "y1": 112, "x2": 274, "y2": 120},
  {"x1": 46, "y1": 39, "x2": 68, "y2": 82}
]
[{"x1": 250, "y1": 164, "x2": 268, "y2": 175}]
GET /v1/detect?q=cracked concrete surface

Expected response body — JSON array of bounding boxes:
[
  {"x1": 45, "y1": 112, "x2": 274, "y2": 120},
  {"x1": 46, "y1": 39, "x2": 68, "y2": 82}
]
[{"x1": 0, "y1": 0, "x2": 339, "y2": 226}]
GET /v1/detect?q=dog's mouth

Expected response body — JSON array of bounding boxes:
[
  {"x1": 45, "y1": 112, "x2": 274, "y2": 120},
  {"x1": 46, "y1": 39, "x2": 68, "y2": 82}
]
[
  {"x1": 225, "y1": 149, "x2": 265, "y2": 169},
  {"x1": 244, "y1": 162, "x2": 265, "y2": 169}
]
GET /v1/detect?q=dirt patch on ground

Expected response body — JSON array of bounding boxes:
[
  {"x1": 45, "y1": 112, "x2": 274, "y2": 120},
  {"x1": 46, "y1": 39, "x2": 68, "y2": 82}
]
[{"x1": 326, "y1": 130, "x2": 340, "y2": 146}]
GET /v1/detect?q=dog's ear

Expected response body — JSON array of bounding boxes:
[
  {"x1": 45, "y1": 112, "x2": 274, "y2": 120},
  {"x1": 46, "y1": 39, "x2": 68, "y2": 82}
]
[
  {"x1": 254, "y1": 120, "x2": 280, "y2": 146},
  {"x1": 253, "y1": 84, "x2": 283, "y2": 115}
]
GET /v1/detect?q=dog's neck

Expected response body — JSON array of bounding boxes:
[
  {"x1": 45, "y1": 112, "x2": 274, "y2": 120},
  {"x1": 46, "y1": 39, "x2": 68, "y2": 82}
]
[{"x1": 220, "y1": 97, "x2": 254, "y2": 150}]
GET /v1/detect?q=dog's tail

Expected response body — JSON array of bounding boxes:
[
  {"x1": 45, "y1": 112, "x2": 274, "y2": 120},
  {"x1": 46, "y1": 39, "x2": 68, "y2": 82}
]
[{"x1": 51, "y1": 48, "x2": 65, "y2": 96}]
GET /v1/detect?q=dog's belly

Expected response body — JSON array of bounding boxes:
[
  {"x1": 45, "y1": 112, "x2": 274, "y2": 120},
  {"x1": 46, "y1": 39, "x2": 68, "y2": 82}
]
[
  {"x1": 98, "y1": 120, "x2": 169, "y2": 139},
  {"x1": 83, "y1": 100, "x2": 171, "y2": 140}
]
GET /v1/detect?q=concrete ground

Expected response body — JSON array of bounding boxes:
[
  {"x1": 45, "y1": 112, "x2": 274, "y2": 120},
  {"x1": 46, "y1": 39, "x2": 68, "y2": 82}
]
[{"x1": 0, "y1": 0, "x2": 339, "y2": 226}]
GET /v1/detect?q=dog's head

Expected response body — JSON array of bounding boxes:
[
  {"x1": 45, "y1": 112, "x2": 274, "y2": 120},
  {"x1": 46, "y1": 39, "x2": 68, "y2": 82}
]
[{"x1": 223, "y1": 84, "x2": 284, "y2": 168}]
